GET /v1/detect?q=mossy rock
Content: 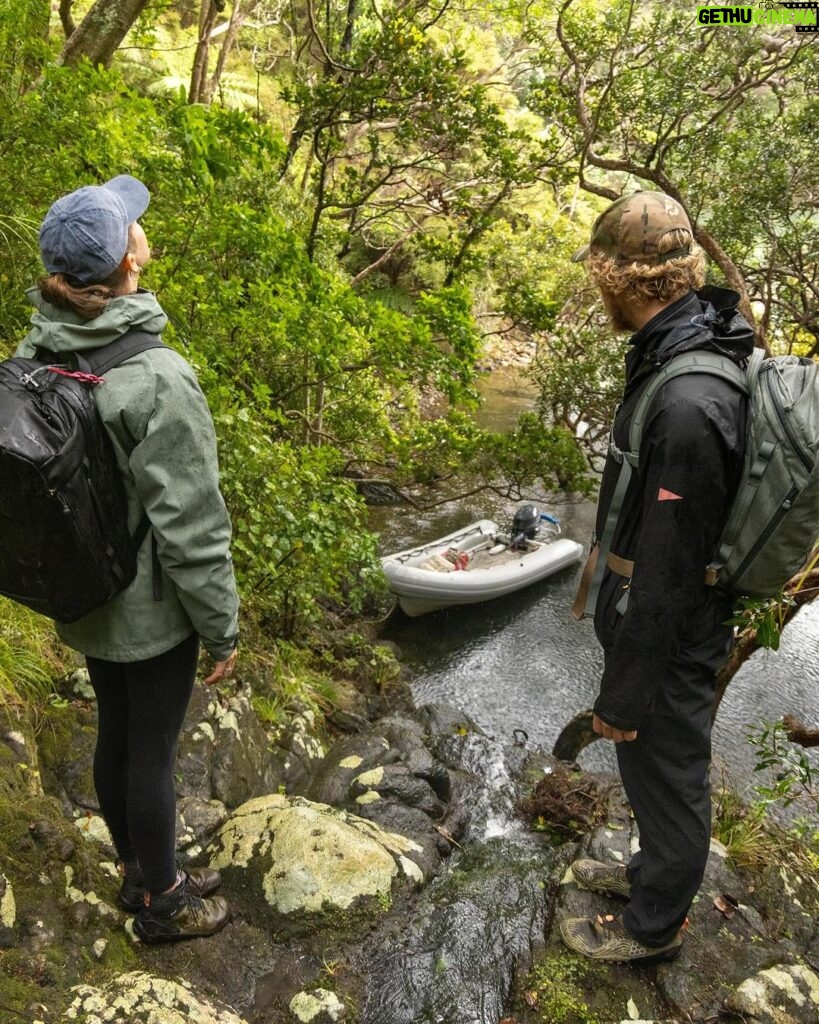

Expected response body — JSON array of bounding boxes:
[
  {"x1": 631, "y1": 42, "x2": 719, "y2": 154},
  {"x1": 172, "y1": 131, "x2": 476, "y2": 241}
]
[
  {"x1": 0, "y1": 736, "x2": 139, "y2": 1020},
  {"x1": 206, "y1": 794, "x2": 425, "y2": 942}
]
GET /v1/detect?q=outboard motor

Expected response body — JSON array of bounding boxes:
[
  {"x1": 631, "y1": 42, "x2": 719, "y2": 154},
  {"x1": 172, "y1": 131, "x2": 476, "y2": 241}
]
[{"x1": 510, "y1": 504, "x2": 542, "y2": 549}]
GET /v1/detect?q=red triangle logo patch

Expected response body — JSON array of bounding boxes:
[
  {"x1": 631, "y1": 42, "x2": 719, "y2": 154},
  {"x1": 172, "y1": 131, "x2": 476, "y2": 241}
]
[{"x1": 658, "y1": 487, "x2": 683, "y2": 501}]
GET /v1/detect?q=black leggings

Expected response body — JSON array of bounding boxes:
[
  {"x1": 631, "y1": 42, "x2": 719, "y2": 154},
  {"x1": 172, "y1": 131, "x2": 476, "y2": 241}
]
[{"x1": 86, "y1": 633, "x2": 198, "y2": 894}]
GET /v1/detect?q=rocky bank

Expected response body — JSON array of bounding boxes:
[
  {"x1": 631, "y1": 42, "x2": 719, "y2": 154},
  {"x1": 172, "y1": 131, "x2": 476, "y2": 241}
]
[{"x1": 1, "y1": 654, "x2": 819, "y2": 1024}]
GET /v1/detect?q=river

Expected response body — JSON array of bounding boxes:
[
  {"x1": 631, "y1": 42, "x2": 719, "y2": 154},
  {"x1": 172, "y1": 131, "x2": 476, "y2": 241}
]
[{"x1": 371, "y1": 369, "x2": 819, "y2": 797}]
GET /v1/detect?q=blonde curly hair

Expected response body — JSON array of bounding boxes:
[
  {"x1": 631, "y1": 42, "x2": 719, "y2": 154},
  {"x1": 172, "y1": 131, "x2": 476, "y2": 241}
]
[{"x1": 588, "y1": 228, "x2": 706, "y2": 305}]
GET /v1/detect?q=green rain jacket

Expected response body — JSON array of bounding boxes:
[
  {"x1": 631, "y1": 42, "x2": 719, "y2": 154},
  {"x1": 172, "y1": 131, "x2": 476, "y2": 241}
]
[{"x1": 15, "y1": 288, "x2": 240, "y2": 663}]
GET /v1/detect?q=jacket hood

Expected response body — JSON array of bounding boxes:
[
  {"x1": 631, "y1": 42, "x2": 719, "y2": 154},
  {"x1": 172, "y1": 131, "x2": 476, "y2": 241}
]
[
  {"x1": 16, "y1": 287, "x2": 168, "y2": 358},
  {"x1": 624, "y1": 286, "x2": 756, "y2": 396}
]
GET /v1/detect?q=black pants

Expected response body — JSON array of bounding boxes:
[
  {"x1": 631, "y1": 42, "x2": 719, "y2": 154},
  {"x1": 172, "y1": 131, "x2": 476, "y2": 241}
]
[
  {"x1": 86, "y1": 633, "x2": 198, "y2": 894},
  {"x1": 614, "y1": 623, "x2": 733, "y2": 947}
]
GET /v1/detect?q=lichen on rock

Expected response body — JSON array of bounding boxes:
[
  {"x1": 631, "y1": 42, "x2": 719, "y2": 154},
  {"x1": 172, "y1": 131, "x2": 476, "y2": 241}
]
[
  {"x1": 65, "y1": 970, "x2": 249, "y2": 1023},
  {"x1": 727, "y1": 963, "x2": 819, "y2": 1024},
  {"x1": 208, "y1": 793, "x2": 424, "y2": 914},
  {"x1": 0, "y1": 872, "x2": 15, "y2": 928},
  {"x1": 289, "y1": 987, "x2": 346, "y2": 1022}
]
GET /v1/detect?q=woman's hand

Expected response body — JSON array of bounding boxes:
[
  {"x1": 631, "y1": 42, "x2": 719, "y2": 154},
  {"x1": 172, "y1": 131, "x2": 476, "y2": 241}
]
[{"x1": 204, "y1": 647, "x2": 238, "y2": 686}]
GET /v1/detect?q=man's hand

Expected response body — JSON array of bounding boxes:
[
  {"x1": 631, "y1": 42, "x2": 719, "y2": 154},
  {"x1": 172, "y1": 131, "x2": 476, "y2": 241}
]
[
  {"x1": 593, "y1": 712, "x2": 637, "y2": 743},
  {"x1": 204, "y1": 647, "x2": 238, "y2": 686}
]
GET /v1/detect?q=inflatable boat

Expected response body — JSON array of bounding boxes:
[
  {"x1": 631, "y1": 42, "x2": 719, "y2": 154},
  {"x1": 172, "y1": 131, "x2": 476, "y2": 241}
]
[{"x1": 381, "y1": 506, "x2": 584, "y2": 617}]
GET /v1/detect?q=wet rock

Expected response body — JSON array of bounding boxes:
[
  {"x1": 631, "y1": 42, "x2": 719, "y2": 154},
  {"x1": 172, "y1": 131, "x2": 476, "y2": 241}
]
[
  {"x1": 251, "y1": 948, "x2": 323, "y2": 1018},
  {"x1": 207, "y1": 794, "x2": 426, "y2": 915},
  {"x1": 359, "y1": 838, "x2": 556, "y2": 1024},
  {"x1": 35, "y1": 702, "x2": 98, "y2": 814},
  {"x1": 374, "y1": 714, "x2": 428, "y2": 755},
  {"x1": 271, "y1": 709, "x2": 330, "y2": 794},
  {"x1": 303, "y1": 731, "x2": 397, "y2": 806},
  {"x1": 554, "y1": 826, "x2": 794, "y2": 1023},
  {"x1": 725, "y1": 963, "x2": 819, "y2": 1024},
  {"x1": 414, "y1": 702, "x2": 484, "y2": 738},
  {"x1": 747, "y1": 860, "x2": 819, "y2": 950},
  {"x1": 64, "y1": 970, "x2": 249, "y2": 1023},
  {"x1": 656, "y1": 839, "x2": 791, "y2": 1020},
  {"x1": 429, "y1": 731, "x2": 530, "y2": 842},
  {"x1": 538, "y1": 843, "x2": 674, "y2": 1023},
  {"x1": 133, "y1": 918, "x2": 281, "y2": 1017},
  {"x1": 352, "y1": 800, "x2": 447, "y2": 877},
  {"x1": 177, "y1": 795, "x2": 229, "y2": 852},
  {"x1": 177, "y1": 685, "x2": 283, "y2": 808},
  {"x1": 350, "y1": 764, "x2": 446, "y2": 819},
  {"x1": 405, "y1": 747, "x2": 452, "y2": 802}
]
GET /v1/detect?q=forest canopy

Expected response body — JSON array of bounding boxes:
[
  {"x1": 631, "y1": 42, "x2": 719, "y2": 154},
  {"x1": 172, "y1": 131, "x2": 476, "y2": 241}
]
[{"x1": 0, "y1": 0, "x2": 816, "y2": 640}]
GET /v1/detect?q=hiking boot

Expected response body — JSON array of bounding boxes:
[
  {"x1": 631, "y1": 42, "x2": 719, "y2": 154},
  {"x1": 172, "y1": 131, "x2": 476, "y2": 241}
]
[
  {"x1": 133, "y1": 876, "x2": 230, "y2": 944},
  {"x1": 560, "y1": 913, "x2": 683, "y2": 964},
  {"x1": 571, "y1": 858, "x2": 631, "y2": 898},
  {"x1": 117, "y1": 863, "x2": 222, "y2": 913}
]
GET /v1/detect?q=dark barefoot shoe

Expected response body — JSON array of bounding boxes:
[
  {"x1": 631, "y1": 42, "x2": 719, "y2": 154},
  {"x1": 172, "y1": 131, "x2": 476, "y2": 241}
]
[{"x1": 560, "y1": 913, "x2": 683, "y2": 963}]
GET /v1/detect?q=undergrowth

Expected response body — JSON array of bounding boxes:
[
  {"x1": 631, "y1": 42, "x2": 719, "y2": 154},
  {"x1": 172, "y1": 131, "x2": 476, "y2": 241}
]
[{"x1": 0, "y1": 598, "x2": 65, "y2": 712}]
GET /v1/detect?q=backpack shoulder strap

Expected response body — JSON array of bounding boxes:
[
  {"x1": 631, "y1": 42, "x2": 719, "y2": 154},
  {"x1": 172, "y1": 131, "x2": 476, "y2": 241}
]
[
  {"x1": 579, "y1": 349, "x2": 750, "y2": 620},
  {"x1": 78, "y1": 329, "x2": 169, "y2": 603},
  {"x1": 76, "y1": 329, "x2": 169, "y2": 375},
  {"x1": 628, "y1": 350, "x2": 748, "y2": 457}
]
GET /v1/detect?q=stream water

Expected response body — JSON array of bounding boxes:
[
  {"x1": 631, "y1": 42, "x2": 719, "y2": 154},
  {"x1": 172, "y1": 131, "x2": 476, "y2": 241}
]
[{"x1": 371, "y1": 369, "x2": 819, "y2": 795}]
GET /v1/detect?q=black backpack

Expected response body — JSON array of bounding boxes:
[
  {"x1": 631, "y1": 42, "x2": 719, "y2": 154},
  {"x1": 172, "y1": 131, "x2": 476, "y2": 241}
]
[{"x1": 0, "y1": 330, "x2": 167, "y2": 622}]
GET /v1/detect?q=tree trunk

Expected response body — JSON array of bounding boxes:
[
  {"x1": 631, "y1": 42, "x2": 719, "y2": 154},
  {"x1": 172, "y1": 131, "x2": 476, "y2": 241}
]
[
  {"x1": 59, "y1": 0, "x2": 151, "y2": 67},
  {"x1": 205, "y1": 0, "x2": 260, "y2": 103},
  {"x1": 189, "y1": 0, "x2": 218, "y2": 104},
  {"x1": 59, "y1": 0, "x2": 76, "y2": 36}
]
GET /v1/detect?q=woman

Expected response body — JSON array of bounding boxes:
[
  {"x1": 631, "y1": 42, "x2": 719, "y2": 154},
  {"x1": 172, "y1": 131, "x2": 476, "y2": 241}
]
[{"x1": 15, "y1": 175, "x2": 240, "y2": 944}]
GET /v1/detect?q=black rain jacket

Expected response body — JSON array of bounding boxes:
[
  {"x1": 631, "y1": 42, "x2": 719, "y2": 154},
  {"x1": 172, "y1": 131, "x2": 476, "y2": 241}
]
[{"x1": 593, "y1": 286, "x2": 755, "y2": 732}]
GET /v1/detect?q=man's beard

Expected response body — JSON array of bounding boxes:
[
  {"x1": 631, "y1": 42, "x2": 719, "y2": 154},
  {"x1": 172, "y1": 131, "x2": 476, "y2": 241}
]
[{"x1": 600, "y1": 288, "x2": 639, "y2": 333}]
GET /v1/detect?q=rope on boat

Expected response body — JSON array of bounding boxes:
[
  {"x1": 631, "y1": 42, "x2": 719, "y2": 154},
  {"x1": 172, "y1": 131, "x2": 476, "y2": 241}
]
[{"x1": 392, "y1": 524, "x2": 490, "y2": 564}]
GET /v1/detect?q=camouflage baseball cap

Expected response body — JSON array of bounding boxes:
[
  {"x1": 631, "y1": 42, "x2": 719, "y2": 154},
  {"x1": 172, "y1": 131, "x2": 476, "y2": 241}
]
[{"x1": 571, "y1": 191, "x2": 693, "y2": 265}]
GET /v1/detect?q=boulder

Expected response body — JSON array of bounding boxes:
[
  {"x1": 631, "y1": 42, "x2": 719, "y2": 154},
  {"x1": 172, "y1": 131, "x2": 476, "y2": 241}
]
[
  {"x1": 207, "y1": 794, "x2": 426, "y2": 916},
  {"x1": 358, "y1": 837, "x2": 556, "y2": 1024},
  {"x1": 271, "y1": 709, "x2": 330, "y2": 793},
  {"x1": 177, "y1": 685, "x2": 283, "y2": 809},
  {"x1": 177, "y1": 795, "x2": 230, "y2": 855},
  {"x1": 303, "y1": 731, "x2": 398, "y2": 807},
  {"x1": 725, "y1": 963, "x2": 819, "y2": 1024},
  {"x1": 350, "y1": 764, "x2": 446, "y2": 819}
]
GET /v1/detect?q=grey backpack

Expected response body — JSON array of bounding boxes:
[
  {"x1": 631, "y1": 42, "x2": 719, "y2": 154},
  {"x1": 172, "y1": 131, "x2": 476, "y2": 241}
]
[{"x1": 585, "y1": 348, "x2": 819, "y2": 611}]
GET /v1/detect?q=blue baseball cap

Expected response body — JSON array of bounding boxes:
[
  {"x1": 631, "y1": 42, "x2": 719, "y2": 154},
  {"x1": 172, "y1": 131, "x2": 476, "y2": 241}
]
[{"x1": 39, "y1": 175, "x2": 150, "y2": 285}]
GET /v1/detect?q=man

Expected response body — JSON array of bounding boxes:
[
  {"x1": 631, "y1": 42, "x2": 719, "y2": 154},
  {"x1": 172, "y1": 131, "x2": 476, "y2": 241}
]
[{"x1": 561, "y1": 192, "x2": 754, "y2": 963}]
